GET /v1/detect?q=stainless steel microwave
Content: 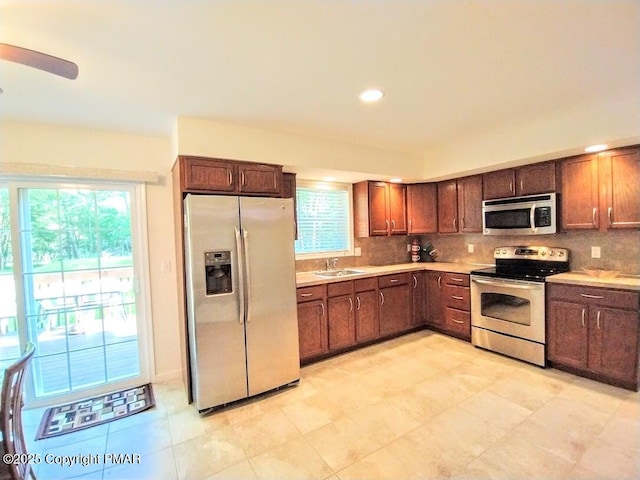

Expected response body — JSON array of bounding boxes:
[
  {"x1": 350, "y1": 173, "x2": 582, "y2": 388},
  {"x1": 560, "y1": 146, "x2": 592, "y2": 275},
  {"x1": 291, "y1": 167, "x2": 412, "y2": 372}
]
[{"x1": 482, "y1": 193, "x2": 557, "y2": 235}]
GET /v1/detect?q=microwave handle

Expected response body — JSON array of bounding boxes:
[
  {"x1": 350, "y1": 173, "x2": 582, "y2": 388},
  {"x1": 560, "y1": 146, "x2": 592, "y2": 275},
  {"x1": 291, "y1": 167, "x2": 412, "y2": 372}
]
[{"x1": 530, "y1": 205, "x2": 537, "y2": 234}]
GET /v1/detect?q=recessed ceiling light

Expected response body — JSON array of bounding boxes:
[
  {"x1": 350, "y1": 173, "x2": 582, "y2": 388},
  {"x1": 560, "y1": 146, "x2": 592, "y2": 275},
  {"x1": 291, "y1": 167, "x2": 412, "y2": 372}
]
[
  {"x1": 359, "y1": 89, "x2": 384, "y2": 103},
  {"x1": 389, "y1": 177, "x2": 403, "y2": 183},
  {"x1": 584, "y1": 144, "x2": 608, "y2": 153}
]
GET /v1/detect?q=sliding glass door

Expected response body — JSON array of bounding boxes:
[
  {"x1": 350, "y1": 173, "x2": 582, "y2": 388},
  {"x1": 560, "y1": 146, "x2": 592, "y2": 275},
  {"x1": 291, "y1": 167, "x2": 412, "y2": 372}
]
[{"x1": 0, "y1": 181, "x2": 149, "y2": 406}]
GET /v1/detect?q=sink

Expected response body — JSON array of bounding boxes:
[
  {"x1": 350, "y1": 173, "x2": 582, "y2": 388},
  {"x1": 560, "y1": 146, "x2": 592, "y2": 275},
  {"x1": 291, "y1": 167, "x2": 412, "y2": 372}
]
[{"x1": 314, "y1": 269, "x2": 365, "y2": 278}]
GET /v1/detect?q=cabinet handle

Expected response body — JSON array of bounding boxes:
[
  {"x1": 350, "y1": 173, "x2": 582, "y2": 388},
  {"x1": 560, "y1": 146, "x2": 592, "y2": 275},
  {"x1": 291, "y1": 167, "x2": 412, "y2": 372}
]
[
  {"x1": 592, "y1": 207, "x2": 598, "y2": 227},
  {"x1": 380, "y1": 291, "x2": 385, "y2": 306},
  {"x1": 520, "y1": 179, "x2": 524, "y2": 193},
  {"x1": 240, "y1": 171, "x2": 246, "y2": 187},
  {"x1": 227, "y1": 169, "x2": 233, "y2": 186},
  {"x1": 349, "y1": 297, "x2": 353, "y2": 313},
  {"x1": 580, "y1": 293, "x2": 604, "y2": 299},
  {"x1": 385, "y1": 220, "x2": 390, "y2": 234},
  {"x1": 437, "y1": 275, "x2": 442, "y2": 288},
  {"x1": 450, "y1": 277, "x2": 464, "y2": 283},
  {"x1": 356, "y1": 296, "x2": 361, "y2": 311},
  {"x1": 509, "y1": 180, "x2": 514, "y2": 194},
  {"x1": 451, "y1": 295, "x2": 464, "y2": 300},
  {"x1": 596, "y1": 310, "x2": 601, "y2": 329},
  {"x1": 391, "y1": 219, "x2": 396, "y2": 232},
  {"x1": 453, "y1": 218, "x2": 457, "y2": 230},
  {"x1": 320, "y1": 303, "x2": 325, "y2": 317},
  {"x1": 452, "y1": 318, "x2": 465, "y2": 324},
  {"x1": 413, "y1": 275, "x2": 417, "y2": 288},
  {"x1": 390, "y1": 279, "x2": 398, "y2": 283},
  {"x1": 300, "y1": 293, "x2": 313, "y2": 298},
  {"x1": 461, "y1": 217, "x2": 465, "y2": 229},
  {"x1": 408, "y1": 219, "x2": 412, "y2": 231},
  {"x1": 581, "y1": 308, "x2": 585, "y2": 327},
  {"x1": 607, "y1": 207, "x2": 612, "y2": 226}
]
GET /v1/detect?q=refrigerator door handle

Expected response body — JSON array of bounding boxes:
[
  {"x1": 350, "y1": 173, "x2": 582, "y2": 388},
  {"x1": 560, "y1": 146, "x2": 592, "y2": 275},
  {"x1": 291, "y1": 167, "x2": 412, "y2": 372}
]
[
  {"x1": 243, "y1": 228, "x2": 253, "y2": 323},
  {"x1": 235, "y1": 227, "x2": 246, "y2": 324}
]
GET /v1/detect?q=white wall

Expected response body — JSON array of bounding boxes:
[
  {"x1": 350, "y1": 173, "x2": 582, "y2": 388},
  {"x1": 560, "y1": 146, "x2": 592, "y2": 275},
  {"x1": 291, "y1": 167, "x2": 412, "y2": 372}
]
[
  {"x1": 421, "y1": 98, "x2": 640, "y2": 181},
  {"x1": 0, "y1": 121, "x2": 181, "y2": 382},
  {"x1": 175, "y1": 117, "x2": 423, "y2": 182}
]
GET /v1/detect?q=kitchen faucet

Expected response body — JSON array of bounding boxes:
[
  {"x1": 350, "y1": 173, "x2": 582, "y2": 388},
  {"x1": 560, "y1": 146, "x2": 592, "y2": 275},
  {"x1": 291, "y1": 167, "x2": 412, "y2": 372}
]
[{"x1": 326, "y1": 258, "x2": 339, "y2": 270}]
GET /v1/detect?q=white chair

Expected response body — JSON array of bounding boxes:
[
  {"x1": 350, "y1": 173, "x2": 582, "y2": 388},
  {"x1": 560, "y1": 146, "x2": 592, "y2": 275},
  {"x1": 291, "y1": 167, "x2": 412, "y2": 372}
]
[{"x1": 1, "y1": 343, "x2": 36, "y2": 480}]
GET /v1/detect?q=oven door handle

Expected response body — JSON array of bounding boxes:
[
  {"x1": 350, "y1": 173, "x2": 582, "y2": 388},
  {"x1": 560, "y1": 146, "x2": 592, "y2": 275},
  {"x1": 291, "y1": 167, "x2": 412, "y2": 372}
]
[
  {"x1": 472, "y1": 277, "x2": 541, "y2": 290},
  {"x1": 530, "y1": 205, "x2": 537, "y2": 234}
]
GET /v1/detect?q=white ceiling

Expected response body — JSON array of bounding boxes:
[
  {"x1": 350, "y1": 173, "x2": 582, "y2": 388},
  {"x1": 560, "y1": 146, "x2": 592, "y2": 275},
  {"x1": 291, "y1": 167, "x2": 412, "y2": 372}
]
[{"x1": 1, "y1": 0, "x2": 639, "y2": 157}]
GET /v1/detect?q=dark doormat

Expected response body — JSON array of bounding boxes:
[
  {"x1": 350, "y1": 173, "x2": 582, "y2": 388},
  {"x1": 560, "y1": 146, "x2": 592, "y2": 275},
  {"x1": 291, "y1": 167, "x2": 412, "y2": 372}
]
[{"x1": 35, "y1": 383, "x2": 155, "y2": 440}]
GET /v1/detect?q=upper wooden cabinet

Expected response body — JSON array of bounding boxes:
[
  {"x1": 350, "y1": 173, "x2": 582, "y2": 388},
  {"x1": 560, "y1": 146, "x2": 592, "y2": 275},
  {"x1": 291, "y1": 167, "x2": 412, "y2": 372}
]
[
  {"x1": 436, "y1": 176, "x2": 482, "y2": 233},
  {"x1": 353, "y1": 181, "x2": 407, "y2": 237},
  {"x1": 407, "y1": 183, "x2": 438, "y2": 234},
  {"x1": 457, "y1": 175, "x2": 483, "y2": 233},
  {"x1": 177, "y1": 156, "x2": 283, "y2": 196},
  {"x1": 483, "y1": 161, "x2": 556, "y2": 200},
  {"x1": 561, "y1": 146, "x2": 640, "y2": 231},
  {"x1": 437, "y1": 180, "x2": 458, "y2": 233}
]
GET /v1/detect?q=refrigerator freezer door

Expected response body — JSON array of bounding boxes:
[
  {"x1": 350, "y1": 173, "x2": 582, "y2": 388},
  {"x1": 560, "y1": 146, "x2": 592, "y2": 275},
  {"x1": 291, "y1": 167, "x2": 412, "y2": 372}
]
[
  {"x1": 239, "y1": 197, "x2": 300, "y2": 396},
  {"x1": 184, "y1": 194, "x2": 248, "y2": 411}
]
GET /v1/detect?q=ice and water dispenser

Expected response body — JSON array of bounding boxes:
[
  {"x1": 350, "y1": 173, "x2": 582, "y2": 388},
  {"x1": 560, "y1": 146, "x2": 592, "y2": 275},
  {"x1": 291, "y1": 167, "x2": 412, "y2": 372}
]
[{"x1": 204, "y1": 251, "x2": 232, "y2": 295}]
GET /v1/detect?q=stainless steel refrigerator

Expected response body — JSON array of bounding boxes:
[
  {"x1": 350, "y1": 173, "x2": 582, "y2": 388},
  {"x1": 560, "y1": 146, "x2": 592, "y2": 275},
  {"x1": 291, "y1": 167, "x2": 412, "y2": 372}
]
[{"x1": 183, "y1": 194, "x2": 300, "y2": 412}]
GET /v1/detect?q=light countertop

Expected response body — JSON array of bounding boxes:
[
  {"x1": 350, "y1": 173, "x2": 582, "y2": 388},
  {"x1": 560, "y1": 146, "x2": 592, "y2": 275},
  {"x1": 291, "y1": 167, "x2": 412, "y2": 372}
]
[
  {"x1": 296, "y1": 262, "x2": 490, "y2": 287},
  {"x1": 546, "y1": 272, "x2": 640, "y2": 291}
]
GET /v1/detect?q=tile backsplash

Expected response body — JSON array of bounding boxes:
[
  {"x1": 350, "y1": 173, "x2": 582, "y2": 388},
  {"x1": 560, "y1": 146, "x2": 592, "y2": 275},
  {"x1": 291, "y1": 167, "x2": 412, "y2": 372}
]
[{"x1": 295, "y1": 230, "x2": 640, "y2": 275}]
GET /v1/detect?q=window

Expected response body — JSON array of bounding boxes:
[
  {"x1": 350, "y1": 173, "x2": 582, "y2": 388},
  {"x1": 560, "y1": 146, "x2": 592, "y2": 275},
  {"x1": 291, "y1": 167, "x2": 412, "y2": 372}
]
[{"x1": 295, "y1": 181, "x2": 353, "y2": 258}]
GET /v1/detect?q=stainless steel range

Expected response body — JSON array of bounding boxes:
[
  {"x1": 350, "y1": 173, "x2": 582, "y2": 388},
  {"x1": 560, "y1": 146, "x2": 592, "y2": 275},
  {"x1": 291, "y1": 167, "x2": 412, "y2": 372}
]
[{"x1": 470, "y1": 246, "x2": 569, "y2": 366}]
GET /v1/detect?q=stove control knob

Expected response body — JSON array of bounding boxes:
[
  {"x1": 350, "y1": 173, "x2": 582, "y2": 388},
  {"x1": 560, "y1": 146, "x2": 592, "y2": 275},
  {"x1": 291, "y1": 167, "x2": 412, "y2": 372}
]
[
  {"x1": 549, "y1": 251, "x2": 555, "y2": 256},
  {"x1": 540, "y1": 251, "x2": 546, "y2": 256},
  {"x1": 501, "y1": 249, "x2": 506, "y2": 254},
  {"x1": 495, "y1": 248, "x2": 501, "y2": 255},
  {"x1": 558, "y1": 251, "x2": 564, "y2": 257}
]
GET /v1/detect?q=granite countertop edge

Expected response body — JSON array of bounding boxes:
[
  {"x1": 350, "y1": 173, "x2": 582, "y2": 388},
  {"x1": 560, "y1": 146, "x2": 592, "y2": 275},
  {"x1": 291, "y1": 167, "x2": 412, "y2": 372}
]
[
  {"x1": 295, "y1": 262, "x2": 489, "y2": 287},
  {"x1": 546, "y1": 272, "x2": 640, "y2": 291}
]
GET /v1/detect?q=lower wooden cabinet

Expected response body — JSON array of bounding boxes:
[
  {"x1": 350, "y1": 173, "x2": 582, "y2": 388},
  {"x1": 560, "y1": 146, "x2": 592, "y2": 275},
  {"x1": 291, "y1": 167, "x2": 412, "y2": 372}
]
[
  {"x1": 296, "y1": 285, "x2": 327, "y2": 363},
  {"x1": 327, "y1": 282, "x2": 356, "y2": 351},
  {"x1": 425, "y1": 271, "x2": 471, "y2": 341},
  {"x1": 355, "y1": 278, "x2": 379, "y2": 343},
  {"x1": 547, "y1": 283, "x2": 640, "y2": 390},
  {"x1": 379, "y1": 273, "x2": 412, "y2": 337}
]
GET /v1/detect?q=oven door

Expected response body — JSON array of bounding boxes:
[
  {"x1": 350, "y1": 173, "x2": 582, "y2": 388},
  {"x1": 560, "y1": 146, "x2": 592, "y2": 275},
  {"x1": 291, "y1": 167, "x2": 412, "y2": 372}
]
[{"x1": 470, "y1": 275, "x2": 545, "y2": 343}]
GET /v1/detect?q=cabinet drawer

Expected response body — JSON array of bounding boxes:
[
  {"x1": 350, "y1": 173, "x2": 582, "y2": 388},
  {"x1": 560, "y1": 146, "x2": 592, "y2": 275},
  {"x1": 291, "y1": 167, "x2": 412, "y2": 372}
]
[
  {"x1": 445, "y1": 307, "x2": 471, "y2": 337},
  {"x1": 297, "y1": 285, "x2": 326, "y2": 303},
  {"x1": 355, "y1": 277, "x2": 377, "y2": 292},
  {"x1": 444, "y1": 285, "x2": 470, "y2": 311},
  {"x1": 328, "y1": 281, "x2": 355, "y2": 297},
  {"x1": 378, "y1": 272, "x2": 411, "y2": 288},
  {"x1": 444, "y1": 273, "x2": 470, "y2": 287},
  {"x1": 548, "y1": 284, "x2": 639, "y2": 310}
]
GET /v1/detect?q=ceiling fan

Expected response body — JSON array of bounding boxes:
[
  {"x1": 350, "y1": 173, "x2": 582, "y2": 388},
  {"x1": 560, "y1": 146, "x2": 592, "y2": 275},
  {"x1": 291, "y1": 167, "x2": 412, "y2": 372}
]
[{"x1": 0, "y1": 43, "x2": 78, "y2": 92}]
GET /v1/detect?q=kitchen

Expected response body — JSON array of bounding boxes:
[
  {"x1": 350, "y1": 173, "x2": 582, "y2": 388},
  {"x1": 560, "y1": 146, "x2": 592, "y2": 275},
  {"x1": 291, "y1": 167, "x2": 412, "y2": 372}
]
[{"x1": 1, "y1": 1, "x2": 639, "y2": 479}]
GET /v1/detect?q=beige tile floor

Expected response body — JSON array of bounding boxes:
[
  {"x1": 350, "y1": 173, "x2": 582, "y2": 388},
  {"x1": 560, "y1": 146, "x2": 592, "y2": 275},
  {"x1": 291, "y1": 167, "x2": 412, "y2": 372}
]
[{"x1": 23, "y1": 331, "x2": 640, "y2": 479}]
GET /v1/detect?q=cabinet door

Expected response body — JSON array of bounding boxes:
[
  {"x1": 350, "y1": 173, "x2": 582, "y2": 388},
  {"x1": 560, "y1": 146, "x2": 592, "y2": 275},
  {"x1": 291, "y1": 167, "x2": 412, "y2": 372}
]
[
  {"x1": 379, "y1": 284, "x2": 412, "y2": 336},
  {"x1": 282, "y1": 173, "x2": 298, "y2": 239},
  {"x1": 426, "y1": 272, "x2": 445, "y2": 326},
  {"x1": 388, "y1": 183, "x2": 407, "y2": 234},
  {"x1": 355, "y1": 290, "x2": 379, "y2": 343},
  {"x1": 368, "y1": 182, "x2": 390, "y2": 236},
  {"x1": 297, "y1": 300, "x2": 328, "y2": 362},
  {"x1": 437, "y1": 180, "x2": 458, "y2": 233},
  {"x1": 327, "y1": 295, "x2": 356, "y2": 351},
  {"x1": 561, "y1": 154, "x2": 599, "y2": 230},
  {"x1": 483, "y1": 169, "x2": 515, "y2": 200},
  {"x1": 516, "y1": 161, "x2": 556, "y2": 196},
  {"x1": 588, "y1": 307, "x2": 639, "y2": 384},
  {"x1": 457, "y1": 175, "x2": 483, "y2": 233},
  {"x1": 238, "y1": 163, "x2": 283, "y2": 195},
  {"x1": 411, "y1": 272, "x2": 426, "y2": 326},
  {"x1": 601, "y1": 147, "x2": 640, "y2": 230},
  {"x1": 407, "y1": 183, "x2": 438, "y2": 234},
  {"x1": 547, "y1": 300, "x2": 589, "y2": 369},
  {"x1": 181, "y1": 157, "x2": 236, "y2": 192}
]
